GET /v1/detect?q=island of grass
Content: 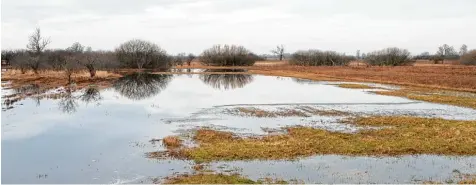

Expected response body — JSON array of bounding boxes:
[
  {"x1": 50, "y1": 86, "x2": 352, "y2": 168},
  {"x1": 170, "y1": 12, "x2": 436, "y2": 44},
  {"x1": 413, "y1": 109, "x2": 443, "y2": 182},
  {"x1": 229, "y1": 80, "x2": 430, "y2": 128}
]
[{"x1": 150, "y1": 116, "x2": 476, "y2": 163}]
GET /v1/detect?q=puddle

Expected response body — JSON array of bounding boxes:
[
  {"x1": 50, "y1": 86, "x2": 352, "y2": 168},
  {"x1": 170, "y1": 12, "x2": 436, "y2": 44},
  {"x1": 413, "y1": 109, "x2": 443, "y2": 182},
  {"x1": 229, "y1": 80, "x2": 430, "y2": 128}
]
[{"x1": 2, "y1": 73, "x2": 476, "y2": 183}]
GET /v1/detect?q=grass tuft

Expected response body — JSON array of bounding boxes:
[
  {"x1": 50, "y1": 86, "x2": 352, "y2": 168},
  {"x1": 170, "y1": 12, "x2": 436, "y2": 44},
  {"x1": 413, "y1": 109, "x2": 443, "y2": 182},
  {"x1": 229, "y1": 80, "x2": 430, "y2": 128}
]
[{"x1": 162, "y1": 136, "x2": 183, "y2": 149}]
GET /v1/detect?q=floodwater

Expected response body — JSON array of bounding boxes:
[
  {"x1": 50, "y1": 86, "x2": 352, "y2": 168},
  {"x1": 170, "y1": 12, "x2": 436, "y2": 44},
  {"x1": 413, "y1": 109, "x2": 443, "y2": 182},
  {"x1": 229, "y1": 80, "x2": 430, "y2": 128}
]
[{"x1": 2, "y1": 71, "x2": 476, "y2": 184}]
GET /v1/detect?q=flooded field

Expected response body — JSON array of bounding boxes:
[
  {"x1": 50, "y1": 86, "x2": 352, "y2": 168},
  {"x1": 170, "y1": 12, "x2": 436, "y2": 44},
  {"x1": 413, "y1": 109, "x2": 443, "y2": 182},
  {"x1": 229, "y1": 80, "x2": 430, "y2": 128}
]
[{"x1": 2, "y1": 71, "x2": 476, "y2": 184}]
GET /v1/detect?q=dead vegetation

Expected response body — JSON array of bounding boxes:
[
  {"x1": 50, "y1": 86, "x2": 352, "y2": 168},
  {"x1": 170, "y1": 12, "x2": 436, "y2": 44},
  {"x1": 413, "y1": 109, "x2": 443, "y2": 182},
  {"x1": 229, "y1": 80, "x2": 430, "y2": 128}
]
[
  {"x1": 156, "y1": 116, "x2": 476, "y2": 162},
  {"x1": 233, "y1": 107, "x2": 350, "y2": 118},
  {"x1": 337, "y1": 83, "x2": 376, "y2": 89},
  {"x1": 374, "y1": 87, "x2": 476, "y2": 109},
  {"x1": 162, "y1": 173, "x2": 291, "y2": 184},
  {"x1": 162, "y1": 136, "x2": 183, "y2": 149}
]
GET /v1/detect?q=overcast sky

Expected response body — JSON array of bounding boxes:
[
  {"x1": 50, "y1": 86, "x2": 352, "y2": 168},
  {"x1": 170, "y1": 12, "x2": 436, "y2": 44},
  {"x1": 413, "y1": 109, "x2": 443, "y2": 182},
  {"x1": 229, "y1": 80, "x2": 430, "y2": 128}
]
[{"x1": 1, "y1": 0, "x2": 475, "y2": 55}]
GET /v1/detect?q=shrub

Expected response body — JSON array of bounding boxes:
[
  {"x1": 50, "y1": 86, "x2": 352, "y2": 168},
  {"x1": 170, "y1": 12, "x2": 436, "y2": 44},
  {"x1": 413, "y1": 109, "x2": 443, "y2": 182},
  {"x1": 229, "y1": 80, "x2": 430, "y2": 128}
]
[
  {"x1": 200, "y1": 45, "x2": 257, "y2": 66},
  {"x1": 115, "y1": 39, "x2": 169, "y2": 69},
  {"x1": 364, "y1": 47, "x2": 411, "y2": 66},
  {"x1": 460, "y1": 50, "x2": 476, "y2": 65},
  {"x1": 290, "y1": 50, "x2": 354, "y2": 66}
]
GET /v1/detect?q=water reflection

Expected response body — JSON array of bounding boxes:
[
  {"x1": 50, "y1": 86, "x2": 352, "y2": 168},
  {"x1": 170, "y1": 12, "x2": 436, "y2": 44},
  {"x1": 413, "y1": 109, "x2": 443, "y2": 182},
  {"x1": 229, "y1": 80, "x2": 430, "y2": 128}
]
[
  {"x1": 58, "y1": 87, "x2": 78, "y2": 114},
  {"x1": 80, "y1": 86, "x2": 102, "y2": 105},
  {"x1": 199, "y1": 69, "x2": 253, "y2": 90},
  {"x1": 113, "y1": 72, "x2": 173, "y2": 100}
]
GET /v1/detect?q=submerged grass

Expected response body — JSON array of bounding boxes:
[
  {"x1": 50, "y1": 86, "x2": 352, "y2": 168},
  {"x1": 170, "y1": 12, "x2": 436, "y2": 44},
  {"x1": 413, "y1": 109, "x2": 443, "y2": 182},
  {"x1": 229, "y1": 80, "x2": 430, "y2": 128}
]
[
  {"x1": 161, "y1": 116, "x2": 476, "y2": 162},
  {"x1": 234, "y1": 106, "x2": 349, "y2": 118},
  {"x1": 337, "y1": 83, "x2": 376, "y2": 89},
  {"x1": 375, "y1": 88, "x2": 476, "y2": 109}
]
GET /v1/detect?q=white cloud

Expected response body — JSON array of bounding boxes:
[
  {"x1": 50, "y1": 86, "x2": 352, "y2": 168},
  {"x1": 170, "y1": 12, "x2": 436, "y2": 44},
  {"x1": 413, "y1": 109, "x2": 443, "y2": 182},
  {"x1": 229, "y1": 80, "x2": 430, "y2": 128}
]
[{"x1": 2, "y1": 0, "x2": 476, "y2": 54}]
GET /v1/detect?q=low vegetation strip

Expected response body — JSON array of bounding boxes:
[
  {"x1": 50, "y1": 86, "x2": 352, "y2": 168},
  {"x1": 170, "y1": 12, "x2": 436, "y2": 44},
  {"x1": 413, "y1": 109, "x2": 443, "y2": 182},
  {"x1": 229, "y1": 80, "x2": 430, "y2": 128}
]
[
  {"x1": 162, "y1": 173, "x2": 290, "y2": 184},
  {"x1": 374, "y1": 88, "x2": 476, "y2": 109},
  {"x1": 337, "y1": 83, "x2": 376, "y2": 89},
  {"x1": 157, "y1": 116, "x2": 476, "y2": 162}
]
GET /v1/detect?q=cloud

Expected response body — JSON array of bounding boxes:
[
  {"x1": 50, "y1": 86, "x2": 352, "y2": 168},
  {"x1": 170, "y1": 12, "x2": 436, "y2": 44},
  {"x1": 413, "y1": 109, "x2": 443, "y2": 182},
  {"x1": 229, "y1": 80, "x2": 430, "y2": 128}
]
[{"x1": 2, "y1": 0, "x2": 476, "y2": 54}]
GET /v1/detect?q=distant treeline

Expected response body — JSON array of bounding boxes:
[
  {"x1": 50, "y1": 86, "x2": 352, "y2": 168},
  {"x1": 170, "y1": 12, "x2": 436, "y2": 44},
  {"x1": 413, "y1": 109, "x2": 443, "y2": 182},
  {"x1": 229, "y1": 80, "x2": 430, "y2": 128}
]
[{"x1": 2, "y1": 28, "x2": 475, "y2": 77}]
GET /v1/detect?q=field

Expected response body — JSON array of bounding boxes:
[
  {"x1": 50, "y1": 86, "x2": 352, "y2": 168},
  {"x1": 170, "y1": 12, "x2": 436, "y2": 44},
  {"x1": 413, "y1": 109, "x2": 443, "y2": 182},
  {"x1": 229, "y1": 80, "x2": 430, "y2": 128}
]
[{"x1": 2, "y1": 61, "x2": 476, "y2": 184}]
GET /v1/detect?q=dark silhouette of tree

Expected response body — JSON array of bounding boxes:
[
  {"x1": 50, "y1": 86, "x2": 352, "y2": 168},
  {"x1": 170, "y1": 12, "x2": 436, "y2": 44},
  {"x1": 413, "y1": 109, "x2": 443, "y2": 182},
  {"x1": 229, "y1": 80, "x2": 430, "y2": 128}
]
[
  {"x1": 186, "y1": 53, "x2": 195, "y2": 66},
  {"x1": 460, "y1": 44, "x2": 468, "y2": 56},
  {"x1": 364, "y1": 47, "x2": 411, "y2": 66},
  {"x1": 113, "y1": 73, "x2": 173, "y2": 100},
  {"x1": 199, "y1": 69, "x2": 254, "y2": 90},
  {"x1": 271, "y1": 45, "x2": 285, "y2": 61},
  {"x1": 115, "y1": 39, "x2": 169, "y2": 69},
  {"x1": 200, "y1": 45, "x2": 257, "y2": 66}
]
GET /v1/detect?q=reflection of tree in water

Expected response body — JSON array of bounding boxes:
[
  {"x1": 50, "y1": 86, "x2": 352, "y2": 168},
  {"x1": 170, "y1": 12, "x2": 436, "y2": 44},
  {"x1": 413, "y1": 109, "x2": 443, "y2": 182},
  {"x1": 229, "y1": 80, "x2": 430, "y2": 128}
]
[
  {"x1": 3, "y1": 84, "x2": 42, "y2": 109},
  {"x1": 199, "y1": 69, "x2": 253, "y2": 90},
  {"x1": 80, "y1": 86, "x2": 102, "y2": 105},
  {"x1": 58, "y1": 87, "x2": 78, "y2": 114},
  {"x1": 113, "y1": 72, "x2": 173, "y2": 100}
]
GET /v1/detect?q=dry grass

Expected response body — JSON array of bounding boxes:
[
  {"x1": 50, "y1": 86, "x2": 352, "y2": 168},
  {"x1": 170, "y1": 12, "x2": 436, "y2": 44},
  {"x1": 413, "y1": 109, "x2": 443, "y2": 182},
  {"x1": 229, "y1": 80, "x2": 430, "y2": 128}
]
[
  {"x1": 163, "y1": 173, "x2": 258, "y2": 184},
  {"x1": 337, "y1": 83, "x2": 376, "y2": 89},
  {"x1": 375, "y1": 88, "x2": 476, "y2": 109},
  {"x1": 162, "y1": 136, "x2": 183, "y2": 149},
  {"x1": 1, "y1": 69, "x2": 121, "y2": 90},
  {"x1": 159, "y1": 116, "x2": 476, "y2": 162},
  {"x1": 163, "y1": 173, "x2": 290, "y2": 184}
]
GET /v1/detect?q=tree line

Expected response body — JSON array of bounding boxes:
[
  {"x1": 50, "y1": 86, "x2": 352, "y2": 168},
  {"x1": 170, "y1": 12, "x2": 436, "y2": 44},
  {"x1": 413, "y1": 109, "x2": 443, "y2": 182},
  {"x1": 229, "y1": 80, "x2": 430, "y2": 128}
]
[{"x1": 2, "y1": 28, "x2": 476, "y2": 77}]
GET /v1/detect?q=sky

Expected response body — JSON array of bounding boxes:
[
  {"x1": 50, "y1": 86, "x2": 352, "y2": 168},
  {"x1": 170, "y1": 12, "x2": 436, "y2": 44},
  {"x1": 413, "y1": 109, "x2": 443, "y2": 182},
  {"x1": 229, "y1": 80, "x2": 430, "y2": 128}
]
[{"x1": 1, "y1": 0, "x2": 476, "y2": 55}]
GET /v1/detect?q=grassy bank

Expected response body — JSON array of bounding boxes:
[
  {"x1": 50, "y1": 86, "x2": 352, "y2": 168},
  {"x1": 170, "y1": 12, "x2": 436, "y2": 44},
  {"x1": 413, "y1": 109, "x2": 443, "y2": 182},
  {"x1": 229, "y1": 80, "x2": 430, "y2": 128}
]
[{"x1": 153, "y1": 116, "x2": 476, "y2": 162}]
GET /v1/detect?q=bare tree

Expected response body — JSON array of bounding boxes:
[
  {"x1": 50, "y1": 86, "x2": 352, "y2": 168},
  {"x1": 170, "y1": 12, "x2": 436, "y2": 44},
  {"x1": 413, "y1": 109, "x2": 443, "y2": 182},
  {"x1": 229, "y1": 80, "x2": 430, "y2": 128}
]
[
  {"x1": 460, "y1": 44, "x2": 468, "y2": 56},
  {"x1": 115, "y1": 39, "x2": 168, "y2": 69},
  {"x1": 26, "y1": 28, "x2": 51, "y2": 56},
  {"x1": 356, "y1": 50, "x2": 361, "y2": 60},
  {"x1": 186, "y1": 53, "x2": 196, "y2": 66},
  {"x1": 62, "y1": 54, "x2": 81, "y2": 84},
  {"x1": 271, "y1": 45, "x2": 285, "y2": 61},
  {"x1": 67, "y1": 42, "x2": 85, "y2": 53},
  {"x1": 79, "y1": 50, "x2": 101, "y2": 78}
]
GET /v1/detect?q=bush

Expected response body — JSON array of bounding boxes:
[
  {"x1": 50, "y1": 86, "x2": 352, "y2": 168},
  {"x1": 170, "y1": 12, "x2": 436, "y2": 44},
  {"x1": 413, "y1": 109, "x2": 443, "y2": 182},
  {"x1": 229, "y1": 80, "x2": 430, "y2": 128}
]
[
  {"x1": 290, "y1": 50, "x2": 354, "y2": 66},
  {"x1": 200, "y1": 45, "x2": 257, "y2": 66},
  {"x1": 460, "y1": 50, "x2": 476, "y2": 65},
  {"x1": 115, "y1": 39, "x2": 169, "y2": 69},
  {"x1": 113, "y1": 73, "x2": 173, "y2": 100},
  {"x1": 364, "y1": 47, "x2": 411, "y2": 66}
]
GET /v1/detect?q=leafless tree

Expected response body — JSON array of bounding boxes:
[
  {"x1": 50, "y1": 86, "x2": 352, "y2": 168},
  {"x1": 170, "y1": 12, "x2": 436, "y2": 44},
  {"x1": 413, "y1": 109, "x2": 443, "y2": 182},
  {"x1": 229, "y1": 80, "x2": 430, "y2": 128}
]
[
  {"x1": 271, "y1": 45, "x2": 285, "y2": 61},
  {"x1": 67, "y1": 42, "x2": 85, "y2": 53},
  {"x1": 356, "y1": 50, "x2": 361, "y2": 60},
  {"x1": 115, "y1": 39, "x2": 168, "y2": 69},
  {"x1": 186, "y1": 53, "x2": 195, "y2": 66},
  {"x1": 200, "y1": 44, "x2": 256, "y2": 66},
  {"x1": 62, "y1": 54, "x2": 81, "y2": 84},
  {"x1": 290, "y1": 50, "x2": 354, "y2": 66},
  {"x1": 460, "y1": 44, "x2": 468, "y2": 56},
  {"x1": 26, "y1": 28, "x2": 51, "y2": 56},
  {"x1": 436, "y1": 44, "x2": 459, "y2": 63},
  {"x1": 79, "y1": 51, "x2": 101, "y2": 78},
  {"x1": 460, "y1": 49, "x2": 476, "y2": 65},
  {"x1": 364, "y1": 47, "x2": 411, "y2": 66}
]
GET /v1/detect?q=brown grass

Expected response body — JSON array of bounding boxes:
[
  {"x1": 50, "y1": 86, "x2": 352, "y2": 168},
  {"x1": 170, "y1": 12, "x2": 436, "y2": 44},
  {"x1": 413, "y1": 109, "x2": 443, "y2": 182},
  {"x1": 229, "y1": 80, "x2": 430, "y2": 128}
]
[
  {"x1": 162, "y1": 136, "x2": 183, "y2": 149},
  {"x1": 337, "y1": 83, "x2": 376, "y2": 89},
  {"x1": 162, "y1": 173, "x2": 290, "y2": 184},
  {"x1": 159, "y1": 116, "x2": 476, "y2": 162},
  {"x1": 375, "y1": 88, "x2": 476, "y2": 109},
  {"x1": 1, "y1": 69, "x2": 121, "y2": 90}
]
